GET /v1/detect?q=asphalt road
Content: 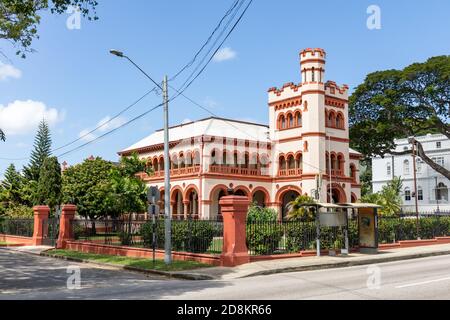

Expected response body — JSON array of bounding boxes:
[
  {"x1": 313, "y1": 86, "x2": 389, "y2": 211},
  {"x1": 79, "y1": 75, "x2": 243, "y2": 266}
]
[{"x1": 1, "y1": 249, "x2": 450, "y2": 300}]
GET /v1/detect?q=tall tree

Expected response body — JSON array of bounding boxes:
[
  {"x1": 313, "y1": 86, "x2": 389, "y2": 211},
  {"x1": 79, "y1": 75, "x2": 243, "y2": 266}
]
[
  {"x1": 1, "y1": 163, "x2": 23, "y2": 204},
  {"x1": 350, "y1": 55, "x2": 450, "y2": 180},
  {"x1": 62, "y1": 157, "x2": 116, "y2": 220},
  {"x1": 35, "y1": 156, "x2": 62, "y2": 212},
  {"x1": 0, "y1": 129, "x2": 5, "y2": 141},
  {"x1": 24, "y1": 119, "x2": 52, "y2": 182},
  {"x1": 0, "y1": 0, "x2": 98, "y2": 58}
]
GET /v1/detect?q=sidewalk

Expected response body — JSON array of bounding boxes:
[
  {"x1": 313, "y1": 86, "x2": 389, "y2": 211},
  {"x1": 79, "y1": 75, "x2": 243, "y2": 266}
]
[
  {"x1": 0, "y1": 245, "x2": 54, "y2": 255},
  {"x1": 170, "y1": 243, "x2": 450, "y2": 280}
]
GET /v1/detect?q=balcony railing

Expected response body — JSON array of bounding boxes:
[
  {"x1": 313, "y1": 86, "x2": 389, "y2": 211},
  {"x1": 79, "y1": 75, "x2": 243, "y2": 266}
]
[
  {"x1": 326, "y1": 169, "x2": 344, "y2": 176},
  {"x1": 139, "y1": 166, "x2": 201, "y2": 179},
  {"x1": 278, "y1": 168, "x2": 303, "y2": 177},
  {"x1": 209, "y1": 165, "x2": 269, "y2": 176}
]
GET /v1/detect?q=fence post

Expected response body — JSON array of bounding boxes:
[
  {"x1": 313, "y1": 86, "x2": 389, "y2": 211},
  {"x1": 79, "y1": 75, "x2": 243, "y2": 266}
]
[
  {"x1": 32, "y1": 206, "x2": 50, "y2": 246},
  {"x1": 57, "y1": 205, "x2": 77, "y2": 249},
  {"x1": 219, "y1": 196, "x2": 250, "y2": 267}
]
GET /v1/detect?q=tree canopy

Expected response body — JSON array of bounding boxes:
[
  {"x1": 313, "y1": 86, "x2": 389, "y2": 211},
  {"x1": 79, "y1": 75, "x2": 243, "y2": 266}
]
[
  {"x1": 35, "y1": 156, "x2": 62, "y2": 212},
  {"x1": 350, "y1": 55, "x2": 450, "y2": 180},
  {"x1": 0, "y1": 0, "x2": 98, "y2": 58},
  {"x1": 23, "y1": 119, "x2": 52, "y2": 182}
]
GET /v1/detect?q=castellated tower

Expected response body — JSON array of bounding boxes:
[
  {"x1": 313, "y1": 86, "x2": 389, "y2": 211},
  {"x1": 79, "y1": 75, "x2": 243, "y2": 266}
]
[{"x1": 268, "y1": 48, "x2": 358, "y2": 212}]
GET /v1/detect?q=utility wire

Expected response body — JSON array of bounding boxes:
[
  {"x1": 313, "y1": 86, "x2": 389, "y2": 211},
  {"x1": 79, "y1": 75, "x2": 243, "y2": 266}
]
[
  {"x1": 176, "y1": 0, "x2": 250, "y2": 93},
  {"x1": 169, "y1": 0, "x2": 241, "y2": 82}
]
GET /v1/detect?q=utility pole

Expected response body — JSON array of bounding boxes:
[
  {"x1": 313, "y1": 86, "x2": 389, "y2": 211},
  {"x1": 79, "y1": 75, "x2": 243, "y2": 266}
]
[
  {"x1": 411, "y1": 139, "x2": 420, "y2": 239},
  {"x1": 109, "y1": 50, "x2": 172, "y2": 265},
  {"x1": 163, "y1": 75, "x2": 172, "y2": 264}
]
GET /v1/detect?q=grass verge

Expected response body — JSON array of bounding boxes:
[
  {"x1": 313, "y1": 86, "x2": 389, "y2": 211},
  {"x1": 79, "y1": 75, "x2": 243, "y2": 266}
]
[{"x1": 46, "y1": 249, "x2": 211, "y2": 272}]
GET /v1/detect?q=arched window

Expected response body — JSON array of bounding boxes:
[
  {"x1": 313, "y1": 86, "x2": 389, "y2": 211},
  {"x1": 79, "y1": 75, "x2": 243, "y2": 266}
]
[
  {"x1": 350, "y1": 164, "x2": 356, "y2": 181},
  {"x1": 281, "y1": 115, "x2": 286, "y2": 129},
  {"x1": 387, "y1": 162, "x2": 392, "y2": 176},
  {"x1": 193, "y1": 151, "x2": 201, "y2": 166},
  {"x1": 179, "y1": 152, "x2": 185, "y2": 168},
  {"x1": 336, "y1": 113, "x2": 344, "y2": 129},
  {"x1": 416, "y1": 159, "x2": 422, "y2": 173},
  {"x1": 287, "y1": 113, "x2": 294, "y2": 128},
  {"x1": 211, "y1": 150, "x2": 217, "y2": 165},
  {"x1": 295, "y1": 111, "x2": 302, "y2": 127},
  {"x1": 288, "y1": 155, "x2": 295, "y2": 169},
  {"x1": 296, "y1": 153, "x2": 303, "y2": 171},
  {"x1": 279, "y1": 156, "x2": 287, "y2": 171},
  {"x1": 403, "y1": 160, "x2": 410, "y2": 175},
  {"x1": 311, "y1": 67, "x2": 315, "y2": 82},
  {"x1": 404, "y1": 188, "x2": 411, "y2": 201},
  {"x1": 437, "y1": 183, "x2": 448, "y2": 201}
]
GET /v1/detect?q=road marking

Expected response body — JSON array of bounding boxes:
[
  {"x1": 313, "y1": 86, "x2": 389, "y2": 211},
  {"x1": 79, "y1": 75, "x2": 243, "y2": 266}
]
[{"x1": 396, "y1": 276, "x2": 450, "y2": 289}]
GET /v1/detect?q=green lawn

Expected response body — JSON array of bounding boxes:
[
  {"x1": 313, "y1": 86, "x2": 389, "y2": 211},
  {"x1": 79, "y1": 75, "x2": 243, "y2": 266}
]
[
  {"x1": 0, "y1": 241, "x2": 15, "y2": 246},
  {"x1": 46, "y1": 249, "x2": 211, "y2": 272}
]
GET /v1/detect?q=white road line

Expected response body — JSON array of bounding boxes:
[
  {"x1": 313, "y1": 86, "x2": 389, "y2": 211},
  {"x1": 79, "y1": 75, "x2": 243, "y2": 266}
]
[{"x1": 396, "y1": 276, "x2": 450, "y2": 289}]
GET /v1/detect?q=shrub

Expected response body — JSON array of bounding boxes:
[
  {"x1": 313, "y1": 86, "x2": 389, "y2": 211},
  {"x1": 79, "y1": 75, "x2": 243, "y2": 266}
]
[
  {"x1": 285, "y1": 221, "x2": 316, "y2": 253},
  {"x1": 140, "y1": 220, "x2": 216, "y2": 253},
  {"x1": 4, "y1": 205, "x2": 33, "y2": 218},
  {"x1": 246, "y1": 206, "x2": 283, "y2": 255}
]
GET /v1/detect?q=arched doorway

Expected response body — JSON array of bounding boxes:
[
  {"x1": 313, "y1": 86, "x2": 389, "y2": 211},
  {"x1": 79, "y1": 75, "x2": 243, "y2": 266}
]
[
  {"x1": 326, "y1": 184, "x2": 347, "y2": 204},
  {"x1": 184, "y1": 186, "x2": 200, "y2": 219},
  {"x1": 210, "y1": 185, "x2": 228, "y2": 221},
  {"x1": 171, "y1": 189, "x2": 183, "y2": 219},
  {"x1": 281, "y1": 190, "x2": 300, "y2": 219},
  {"x1": 252, "y1": 190, "x2": 267, "y2": 207}
]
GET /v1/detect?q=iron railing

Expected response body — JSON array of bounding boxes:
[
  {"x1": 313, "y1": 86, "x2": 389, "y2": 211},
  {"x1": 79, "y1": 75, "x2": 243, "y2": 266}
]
[
  {"x1": 0, "y1": 219, "x2": 34, "y2": 237},
  {"x1": 246, "y1": 220, "x2": 347, "y2": 256},
  {"x1": 71, "y1": 218, "x2": 223, "y2": 255}
]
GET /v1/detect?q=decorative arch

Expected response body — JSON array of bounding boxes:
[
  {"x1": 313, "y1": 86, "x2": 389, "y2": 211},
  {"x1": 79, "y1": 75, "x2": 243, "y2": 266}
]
[
  {"x1": 170, "y1": 185, "x2": 184, "y2": 203},
  {"x1": 326, "y1": 183, "x2": 348, "y2": 203},
  {"x1": 183, "y1": 184, "x2": 200, "y2": 200},
  {"x1": 294, "y1": 110, "x2": 302, "y2": 127},
  {"x1": 351, "y1": 192, "x2": 358, "y2": 203},
  {"x1": 233, "y1": 185, "x2": 252, "y2": 200},
  {"x1": 251, "y1": 187, "x2": 270, "y2": 206},
  {"x1": 209, "y1": 184, "x2": 229, "y2": 202},
  {"x1": 275, "y1": 185, "x2": 303, "y2": 203},
  {"x1": 336, "y1": 112, "x2": 345, "y2": 129}
]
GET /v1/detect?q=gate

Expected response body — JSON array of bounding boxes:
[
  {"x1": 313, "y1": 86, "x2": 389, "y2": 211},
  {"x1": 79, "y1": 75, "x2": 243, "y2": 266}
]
[{"x1": 42, "y1": 208, "x2": 61, "y2": 246}]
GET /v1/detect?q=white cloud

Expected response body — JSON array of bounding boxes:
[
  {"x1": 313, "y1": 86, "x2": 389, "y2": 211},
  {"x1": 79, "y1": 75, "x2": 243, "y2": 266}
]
[
  {"x1": 79, "y1": 116, "x2": 127, "y2": 142},
  {"x1": 0, "y1": 63, "x2": 22, "y2": 81},
  {"x1": 213, "y1": 47, "x2": 237, "y2": 62},
  {"x1": 78, "y1": 129, "x2": 96, "y2": 142},
  {"x1": 181, "y1": 118, "x2": 193, "y2": 125},
  {"x1": 0, "y1": 100, "x2": 63, "y2": 135},
  {"x1": 97, "y1": 116, "x2": 127, "y2": 132}
]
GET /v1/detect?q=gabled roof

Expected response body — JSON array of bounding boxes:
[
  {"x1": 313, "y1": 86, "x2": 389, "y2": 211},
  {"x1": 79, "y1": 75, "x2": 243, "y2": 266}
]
[{"x1": 119, "y1": 117, "x2": 270, "y2": 154}]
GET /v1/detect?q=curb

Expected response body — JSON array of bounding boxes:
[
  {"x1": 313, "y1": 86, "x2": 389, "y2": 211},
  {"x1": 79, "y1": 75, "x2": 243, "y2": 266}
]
[
  {"x1": 39, "y1": 252, "x2": 215, "y2": 281},
  {"x1": 239, "y1": 249, "x2": 450, "y2": 278}
]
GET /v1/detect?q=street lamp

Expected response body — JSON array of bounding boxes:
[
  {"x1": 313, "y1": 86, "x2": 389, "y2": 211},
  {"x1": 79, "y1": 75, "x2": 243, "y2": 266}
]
[{"x1": 110, "y1": 49, "x2": 172, "y2": 264}]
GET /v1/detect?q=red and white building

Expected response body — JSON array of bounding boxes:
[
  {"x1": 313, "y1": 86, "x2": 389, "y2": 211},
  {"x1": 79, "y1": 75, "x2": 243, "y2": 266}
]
[{"x1": 119, "y1": 48, "x2": 362, "y2": 220}]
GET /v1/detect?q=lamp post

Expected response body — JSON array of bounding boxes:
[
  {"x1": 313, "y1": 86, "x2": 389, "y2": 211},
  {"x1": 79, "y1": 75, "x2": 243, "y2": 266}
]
[{"x1": 110, "y1": 50, "x2": 172, "y2": 264}]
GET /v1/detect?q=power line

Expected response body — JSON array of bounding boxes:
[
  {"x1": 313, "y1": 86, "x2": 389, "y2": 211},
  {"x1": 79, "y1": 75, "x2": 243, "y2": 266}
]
[
  {"x1": 176, "y1": 0, "x2": 251, "y2": 93},
  {"x1": 56, "y1": 102, "x2": 165, "y2": 158},
  {"x1": 1, "y1": 0, "x2": 253, "y2": 163},
  {"x1": 169, "y1": 0, "x2": 241, "y2": 82},
  {"x1": 52, "y1": 87, "x2": 158, "y2": 153}
]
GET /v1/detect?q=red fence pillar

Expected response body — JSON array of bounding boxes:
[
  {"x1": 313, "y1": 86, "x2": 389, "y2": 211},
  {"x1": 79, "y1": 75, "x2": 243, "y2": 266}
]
[
  {"x1": 57, "y1": 205, "x2": 77, "y2": 249},
  {"x1": 32, "y1": 206, "x2": 50, "y2": 246},
  {"x1": 219, "y1": 196, "x2": 250, "y2": 267}
]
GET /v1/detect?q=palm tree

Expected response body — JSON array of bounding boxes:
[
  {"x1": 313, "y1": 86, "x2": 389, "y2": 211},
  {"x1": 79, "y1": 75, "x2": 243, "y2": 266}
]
[{"x1": 286, "y1": 194, "x2": 317, "y2": 221}]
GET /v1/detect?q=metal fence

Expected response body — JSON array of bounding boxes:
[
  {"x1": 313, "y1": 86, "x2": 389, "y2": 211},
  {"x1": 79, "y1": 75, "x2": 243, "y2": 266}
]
[
  {"x1": 246, "y1": 220, "x2": 348, "y2": 255},
  {"x1": 72, "y1": 218, "x2": 223, "y2": 255},
  {"x1": 378, "y1": 215, "x2": 450, "y2": 243},
  {"x1": 0, "y1": 219, "x2": 34, "y2": 237}
]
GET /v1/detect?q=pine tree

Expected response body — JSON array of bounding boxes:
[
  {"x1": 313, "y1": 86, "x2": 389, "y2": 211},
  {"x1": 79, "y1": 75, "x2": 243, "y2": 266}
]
[
  {"x1": 24, "y1": 120, "x2": 52, "y2": 182},
  {"x1": 0, "y1": 128, "x2": 5, "y2": 141},
  {"x1": 35, "y1": 157, "x2": 62, "y2": 212},
  {"x1": 1, "y1": 164, "x2": 23, "y2": 204}
]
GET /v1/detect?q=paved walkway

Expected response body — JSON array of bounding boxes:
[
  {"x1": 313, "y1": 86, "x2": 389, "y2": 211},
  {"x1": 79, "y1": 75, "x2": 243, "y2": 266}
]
[{"x1": 171, "y1": 243, "x2": 450, "y2": 280}]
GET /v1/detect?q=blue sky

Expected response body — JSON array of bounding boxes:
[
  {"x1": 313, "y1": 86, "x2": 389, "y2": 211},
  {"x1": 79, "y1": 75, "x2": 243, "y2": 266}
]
[{"x1": 1, "y1": 0, "x2": 449, "y2": 176}]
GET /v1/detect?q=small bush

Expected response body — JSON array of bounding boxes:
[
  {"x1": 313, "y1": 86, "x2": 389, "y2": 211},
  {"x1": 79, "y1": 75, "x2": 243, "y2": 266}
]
[{"x1": 140, "y1": 220, "x2": 216, "y2": 253}]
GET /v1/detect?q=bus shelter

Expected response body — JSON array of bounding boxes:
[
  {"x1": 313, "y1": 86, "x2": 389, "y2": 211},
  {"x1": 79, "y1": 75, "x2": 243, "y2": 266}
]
[{"x1": 296, "y1": 203, "x2": 381, "y2": 256}]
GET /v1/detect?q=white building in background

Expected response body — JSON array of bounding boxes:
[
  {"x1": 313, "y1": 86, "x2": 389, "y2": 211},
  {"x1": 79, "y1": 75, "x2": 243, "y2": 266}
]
[
  {"x1": 119, "y1": 48, "x2": 362, "y2": 220},
  {"x1": 372, "y1": 134, "x2": 450, "y2": 213}
]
